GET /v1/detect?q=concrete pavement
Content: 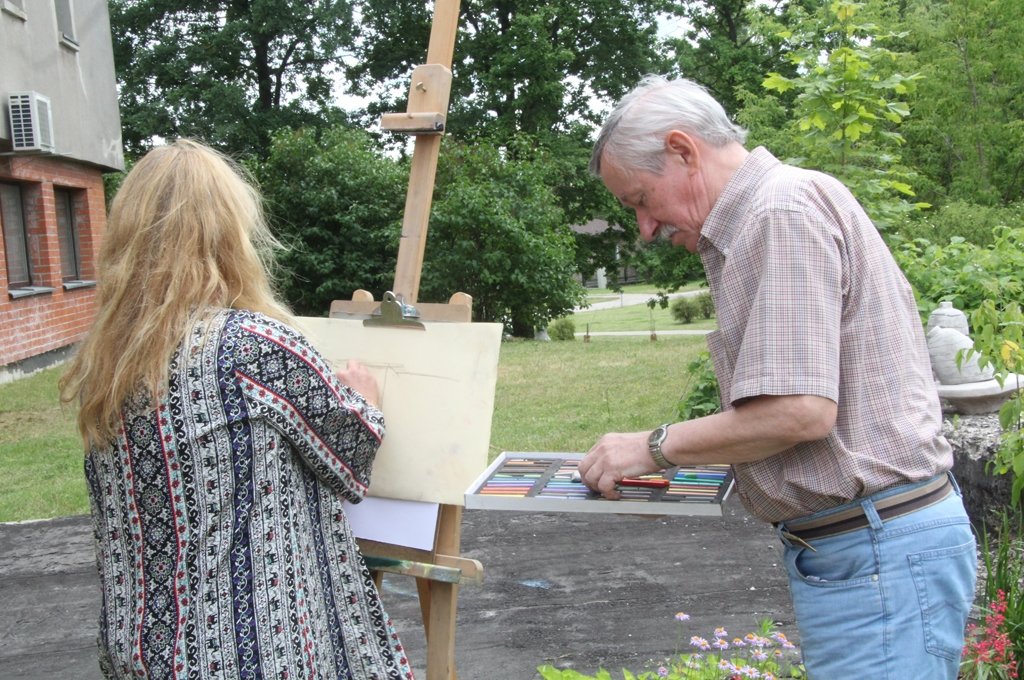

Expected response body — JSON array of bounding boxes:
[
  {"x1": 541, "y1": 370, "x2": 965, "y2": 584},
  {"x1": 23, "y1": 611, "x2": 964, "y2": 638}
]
[{"x1": 0, "y1": 496, "x2": 799, "y2": 679}]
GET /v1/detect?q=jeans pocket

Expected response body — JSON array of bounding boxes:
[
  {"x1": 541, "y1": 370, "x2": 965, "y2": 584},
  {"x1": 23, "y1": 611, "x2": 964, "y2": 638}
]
[
  {"x1": 909, "y1": 538, "x2": 977, "y2": 660},
  {"x1": 787, "y1": 535, "x2": 878, "y2": 586}
]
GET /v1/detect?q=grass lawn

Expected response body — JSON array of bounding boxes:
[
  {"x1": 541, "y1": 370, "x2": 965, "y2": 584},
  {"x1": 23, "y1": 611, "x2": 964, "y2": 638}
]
[
  {"x1": 0, "y1": 367, "x2": 88, "y2": 522},
  {"x1": 569, "y1": 301, "x2": 716, "y2": 334},
  {"x1": 0, "y1": 334, "x2": 708, "y2": 523},
  {"x1": 489, "y1": 334, "x2": 708, "y2": 455}
]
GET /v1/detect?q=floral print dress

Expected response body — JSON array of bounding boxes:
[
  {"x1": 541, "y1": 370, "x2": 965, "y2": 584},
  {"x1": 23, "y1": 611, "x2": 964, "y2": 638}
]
[{"x1": 85, "y1": 308, "x2": 414, "y2": 679}]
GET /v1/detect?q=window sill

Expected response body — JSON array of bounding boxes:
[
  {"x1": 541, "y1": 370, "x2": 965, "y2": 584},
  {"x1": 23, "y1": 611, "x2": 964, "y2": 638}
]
[
  {"x1": 8, "y1": 286, "x2": 55, "y2": 300},
  {"x1": 62, "y1": 279, "x2": 95, "y2": 291},
  {"x1": 1, "y1": 3, "x2": 27, "y2": 21},
  {"x1": 59, "y1": 34, "x2": 79, "y2": 51}
]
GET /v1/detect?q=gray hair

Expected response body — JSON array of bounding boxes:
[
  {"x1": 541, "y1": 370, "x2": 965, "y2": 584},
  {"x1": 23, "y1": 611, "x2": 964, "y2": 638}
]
[{"x1": 590, "y1": 75, "x2": 748, "y2": 176}]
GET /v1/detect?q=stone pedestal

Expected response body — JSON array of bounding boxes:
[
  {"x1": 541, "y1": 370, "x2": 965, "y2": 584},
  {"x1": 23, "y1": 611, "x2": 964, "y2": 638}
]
[
  {"x1": 938, "y1": 376, "x2": 1024, "y2": 415},
  {"x1": 945, "y1": 413, "x2": 1013, "y2": 531}
]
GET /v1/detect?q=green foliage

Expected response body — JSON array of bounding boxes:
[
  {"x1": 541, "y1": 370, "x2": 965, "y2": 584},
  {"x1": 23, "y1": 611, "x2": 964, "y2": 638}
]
[
  {"x1": 676, "y1": 351, "x2": 722, "y2": 422},
  {"x1": 965, "y1": 300, "x2": 1024, "y2": 505},
  {"x1": 666, "y1": 293, "x2": 714, "y2": 324},
  {"x1": 760, "y1": 0, "x2": 926, "y2": 229},
  {"x1": 629, "y1": 240, "x2": 706, "y2": 295},
  {"x1": 255, "y1": 127, "x2": 405, "y2": 315},
  {"x1": 350, "y1": 0, "x2": 666, "y2": 143},
  {"x1": 420, "y1": 138, "x2": 587, "y2": 336},
  {"x1": 670, "y1": 297, "x2": 698, "y2": 325},
  {"x1": 109, "y1": 0, "x2": 354, "y2": 158},
  {"x1": 968, "y1": 511, "x2": 1024, "y2": 677},
  {"x1": 537, "y1": 616, "x2": 802, "y2": 679},
  {"x1": 893, "y1": 225, "x2": 1024, "y2": 504},
  {"x1": 890, "y1": 227, "x2": 1024, "y2": 321},
  {"x1": 548, "y1": 317, "x2": 576, "y2": 342},
  {"x1": 900, "y1": 0, "x2": 1024, "y2": 205},
  {"x1": 663, "y1": 0, "x2": 796, "y2": 116},
  {"x1": 694, "y1": 292, "x2": 715, "y2": 320},
  {"x1": 896, "y1": 200, "x2": 1024, "y2": 248}
]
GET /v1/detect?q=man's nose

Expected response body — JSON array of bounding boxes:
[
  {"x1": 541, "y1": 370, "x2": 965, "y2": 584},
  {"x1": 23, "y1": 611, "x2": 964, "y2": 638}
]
[{"x1": 637, "y1": 212, "x2": 659, "y2": 242}]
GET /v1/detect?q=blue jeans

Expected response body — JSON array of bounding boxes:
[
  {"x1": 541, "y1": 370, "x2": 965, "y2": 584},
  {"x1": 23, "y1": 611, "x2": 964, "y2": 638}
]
[{"x1": 775, "y1": 474, "x2": 976, "y2": 680}]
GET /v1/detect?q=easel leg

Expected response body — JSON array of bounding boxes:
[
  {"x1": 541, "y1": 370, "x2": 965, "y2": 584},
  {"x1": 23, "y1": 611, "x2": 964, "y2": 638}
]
[
  {"x1": 425, "y1": 581, "x2": 459, "y2": 679},
  {"x1": 425, "y1": 503, "x2": 463, "y2": 680},
  {"x1": 416, "y1": 577, "x2": 432, "y2": 630}
]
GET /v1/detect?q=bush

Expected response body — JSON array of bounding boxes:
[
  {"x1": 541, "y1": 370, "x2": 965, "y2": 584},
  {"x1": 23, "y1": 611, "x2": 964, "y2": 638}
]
[
  {"x1": 547, "y1": 317, "x2": 576, "y2": 341},
  {"x1": 963, "y1": 511, "x2": 1024, "y2": 678},
  {"x1": 694, "y1": 291, "x2": 715, "y2": 320},
  {"x1": 671, "y1": 296, "x2": 698, "y2": 324},
  {"x1": 890, "y1": 226, "x2": 1024, "y2": 321},
  {"x1": 896, "y1": 200, "x2": 1024, "y2": 248},
  {"x1": 538, "y1": 615, "x2": 802, "y2": 679},
  {"x1": 676, "y1": 350, "x2": 721, "y2": 421}
]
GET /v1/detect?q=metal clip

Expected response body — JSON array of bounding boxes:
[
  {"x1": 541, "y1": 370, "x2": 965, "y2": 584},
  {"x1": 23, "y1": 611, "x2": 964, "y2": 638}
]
[{"x1": 364, "y1": 291, "x2": 426, "y2": 330}]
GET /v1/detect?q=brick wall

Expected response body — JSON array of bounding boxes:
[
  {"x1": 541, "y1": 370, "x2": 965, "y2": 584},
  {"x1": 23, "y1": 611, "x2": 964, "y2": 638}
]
[{"x1": 0, "y1": 155, "x2": 105, "y2": 368}]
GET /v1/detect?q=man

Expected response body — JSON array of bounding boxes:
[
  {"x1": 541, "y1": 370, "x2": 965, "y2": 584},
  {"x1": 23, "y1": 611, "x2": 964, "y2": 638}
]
[{"x1": 578, "y1": 75, "x2": 976, "y2": 679}]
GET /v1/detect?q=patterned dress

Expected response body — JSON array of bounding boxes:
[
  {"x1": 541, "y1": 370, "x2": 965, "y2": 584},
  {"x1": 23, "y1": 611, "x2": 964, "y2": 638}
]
[{"x1": 85, "y1": 308, "x2": 415, "y2": 679}]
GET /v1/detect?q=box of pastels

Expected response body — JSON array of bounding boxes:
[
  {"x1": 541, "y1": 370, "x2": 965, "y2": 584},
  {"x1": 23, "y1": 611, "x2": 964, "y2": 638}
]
[{"x1": 463, "y1": 452, "x2": 734, "y2": 516}]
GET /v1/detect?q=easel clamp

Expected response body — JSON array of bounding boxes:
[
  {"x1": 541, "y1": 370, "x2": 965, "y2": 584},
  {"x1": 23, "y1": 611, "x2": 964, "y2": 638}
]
[
  {"x1": 364, "y1": 291, "x2": 425, "y2": 330},
  {"x1": 379, "y1": 64, "x2": 453, "y2": 136}
]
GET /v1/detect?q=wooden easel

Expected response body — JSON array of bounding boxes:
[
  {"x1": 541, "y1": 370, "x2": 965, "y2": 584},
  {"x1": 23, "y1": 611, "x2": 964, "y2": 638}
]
[{"x1": 330, "y1": 2, "x2": 475, "y2": 678}]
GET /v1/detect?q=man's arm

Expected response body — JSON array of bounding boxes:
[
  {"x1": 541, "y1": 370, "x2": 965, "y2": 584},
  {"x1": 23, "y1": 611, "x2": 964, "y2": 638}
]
[{"x1": 578, "y1": 394, "x2": 837, "y2": 499}]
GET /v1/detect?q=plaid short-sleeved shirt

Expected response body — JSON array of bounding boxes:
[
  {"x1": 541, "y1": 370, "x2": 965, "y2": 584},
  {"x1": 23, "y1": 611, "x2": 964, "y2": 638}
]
[{"x1": 698, "y1": 148, "x2": 951, "y2": 523}]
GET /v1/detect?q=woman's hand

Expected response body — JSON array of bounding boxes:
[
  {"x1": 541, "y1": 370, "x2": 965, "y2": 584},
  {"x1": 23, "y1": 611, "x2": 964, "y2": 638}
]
[{"x1": 334, "y1": 360, "x2": 381, "y2": 409}]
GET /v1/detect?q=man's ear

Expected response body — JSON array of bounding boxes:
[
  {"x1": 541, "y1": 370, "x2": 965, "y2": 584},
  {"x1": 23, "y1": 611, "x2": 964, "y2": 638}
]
[{"x1": 665, "y1": 130, "x2": 699, "y2": 167}]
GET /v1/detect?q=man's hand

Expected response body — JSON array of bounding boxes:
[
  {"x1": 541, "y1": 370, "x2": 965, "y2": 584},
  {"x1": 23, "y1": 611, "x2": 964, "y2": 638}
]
[{"x1": 578, "y1": 430, "x2": 661, "y2": 499}]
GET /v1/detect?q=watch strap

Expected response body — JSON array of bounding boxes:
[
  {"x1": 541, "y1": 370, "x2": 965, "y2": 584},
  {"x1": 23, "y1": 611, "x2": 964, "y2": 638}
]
[{"x1": 648, "y1": 423, "x2": 672, "y2": 469}]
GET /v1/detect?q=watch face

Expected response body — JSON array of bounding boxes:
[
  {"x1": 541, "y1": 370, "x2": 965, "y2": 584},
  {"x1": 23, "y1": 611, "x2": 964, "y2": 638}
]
[{"x1": 649, "y1": 425, "x2": 668, "y2": 447}]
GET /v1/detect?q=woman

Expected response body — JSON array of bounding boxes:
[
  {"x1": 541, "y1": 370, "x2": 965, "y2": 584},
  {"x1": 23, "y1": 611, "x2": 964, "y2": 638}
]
[{"x1": 60, "y1": 139, "x2": 414, "y2": 679}]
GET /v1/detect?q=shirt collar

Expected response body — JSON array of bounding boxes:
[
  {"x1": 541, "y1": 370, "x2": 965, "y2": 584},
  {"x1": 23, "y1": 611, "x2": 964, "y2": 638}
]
[{"x1": 698, "y1": 147, "x2": 780, "y2": 257}]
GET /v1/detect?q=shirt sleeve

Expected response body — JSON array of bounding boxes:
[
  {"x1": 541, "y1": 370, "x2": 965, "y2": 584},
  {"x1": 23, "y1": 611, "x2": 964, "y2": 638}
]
[
  {"x1": 231, "y1": 314, "x2": 385, "y2": 503},
  {"x1": 727, "y1": 200, "x2": 844, "y2": 405}
]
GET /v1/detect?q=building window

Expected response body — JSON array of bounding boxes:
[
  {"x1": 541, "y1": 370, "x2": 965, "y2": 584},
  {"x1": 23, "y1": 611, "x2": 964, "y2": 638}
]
[
  {"x1": 1, "y1": 0, "x2": 27, "y2": 20},
  {"x1": 1, "y1": 182, "x2": 32, "y2": 288},
  {"x1": 54, "y1": 188, "x2": 82, "y2": 281},
  {"x1": 54, "y1": 0, "x2": 77, "y2": 46}
]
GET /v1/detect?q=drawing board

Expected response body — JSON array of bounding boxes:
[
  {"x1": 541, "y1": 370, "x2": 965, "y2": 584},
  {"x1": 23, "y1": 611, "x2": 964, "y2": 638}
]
[
  {"x1": 297, "y1": 316, "x2": 503, "y2": 506},
  {"x1": 465, "y1": 452, "x2": 734, "y2": 516}
]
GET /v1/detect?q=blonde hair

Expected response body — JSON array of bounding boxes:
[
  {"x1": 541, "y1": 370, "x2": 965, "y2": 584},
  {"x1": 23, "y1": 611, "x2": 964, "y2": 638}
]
[{"x1": 60, "y1": 139, "x2": 293, "y2": 446}]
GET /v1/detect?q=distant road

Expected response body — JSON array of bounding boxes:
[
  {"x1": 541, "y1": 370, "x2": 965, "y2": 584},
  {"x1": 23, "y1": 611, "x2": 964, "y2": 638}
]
[
  {"x1": 575, "y1": 290, "x2": 702, "y2": 312},
  {"x1": 572, "y1": 290, "x2": 712, "y2": 337}
]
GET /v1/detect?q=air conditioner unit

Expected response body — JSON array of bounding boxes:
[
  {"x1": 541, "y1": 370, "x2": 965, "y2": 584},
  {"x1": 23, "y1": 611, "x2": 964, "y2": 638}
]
[{"x1": 7, "y1": 91, "x2": 55, "y2": 153}]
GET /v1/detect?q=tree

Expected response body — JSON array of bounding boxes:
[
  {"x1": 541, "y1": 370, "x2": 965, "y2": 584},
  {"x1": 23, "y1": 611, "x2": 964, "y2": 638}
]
[
  {"x1": 419, "y1": 137, "x2": 587, "y2": 335},
  {"x1": 110, "y1": 0, "x2": 358, "y2": 158},
  {"x1": 348, "y1": 0, "x2": 668, "y2": 143},
  {"x1": 662, "y1": 0, "x2": 797, "y2": 115},
  {"x1": 899, "y1": 0, "x2": 1024, "y2": 205},
  {"x1": 758, "y1": 0, "x2": 926, "y2": 228},
  {"x1": 255, "y1": 127, "x2": 406, "y2": 315}
]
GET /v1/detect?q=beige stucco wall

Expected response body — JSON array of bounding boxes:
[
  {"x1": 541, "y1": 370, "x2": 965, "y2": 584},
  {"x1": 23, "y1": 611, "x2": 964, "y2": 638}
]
[{"x1": 0, "y1": 0, "x2": 124, "y2": 172}]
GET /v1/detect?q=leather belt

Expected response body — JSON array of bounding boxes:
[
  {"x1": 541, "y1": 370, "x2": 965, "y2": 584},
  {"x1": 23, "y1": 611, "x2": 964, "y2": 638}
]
[{"x1": 782, "y1": 475, "x2": 953, "y2": 544}]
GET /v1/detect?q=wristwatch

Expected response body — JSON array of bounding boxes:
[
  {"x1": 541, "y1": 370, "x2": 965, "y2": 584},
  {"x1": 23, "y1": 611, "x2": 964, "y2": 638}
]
[{"x1": 648, "y1": 423, "x2": 672, "y2": 469}]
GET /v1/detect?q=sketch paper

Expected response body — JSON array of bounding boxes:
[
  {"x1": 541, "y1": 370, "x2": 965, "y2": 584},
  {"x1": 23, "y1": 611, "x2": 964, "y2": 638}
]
[
  {"x1": 343, "y1": 497, "x2": 440, "y2": 551},
  {"x1": 297, "y1": 316, "x2": 503, "y2": 506}
]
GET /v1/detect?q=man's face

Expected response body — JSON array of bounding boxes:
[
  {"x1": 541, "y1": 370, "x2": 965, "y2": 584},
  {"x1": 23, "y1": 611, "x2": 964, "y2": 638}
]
[{"x1": 599, "y1": 150, "x2": 711, "y2": 253}]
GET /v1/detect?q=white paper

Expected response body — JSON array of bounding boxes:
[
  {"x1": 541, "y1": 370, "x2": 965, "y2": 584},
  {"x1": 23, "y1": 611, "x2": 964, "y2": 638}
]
[
  {"x1": 343, "y1": 497, "x2": 440, "y2": 550},
  {"x1": 297, "y1": 316, "x2": 503, "y2": 506}
]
